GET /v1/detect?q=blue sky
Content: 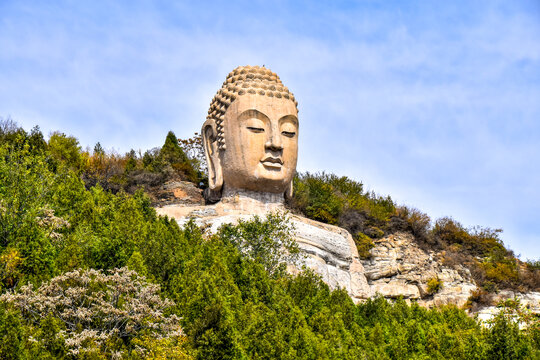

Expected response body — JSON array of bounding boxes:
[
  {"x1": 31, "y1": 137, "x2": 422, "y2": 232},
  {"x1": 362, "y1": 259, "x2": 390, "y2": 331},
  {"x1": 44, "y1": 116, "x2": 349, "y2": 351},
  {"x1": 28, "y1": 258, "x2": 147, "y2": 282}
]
[{"x1": 1, "y1": 0, "x2": 539, "y2": 259}]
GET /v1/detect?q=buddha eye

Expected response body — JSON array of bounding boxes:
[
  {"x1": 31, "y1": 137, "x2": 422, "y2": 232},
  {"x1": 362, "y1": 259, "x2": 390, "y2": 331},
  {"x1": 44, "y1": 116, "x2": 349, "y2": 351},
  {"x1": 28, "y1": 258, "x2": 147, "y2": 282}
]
[
  {"x1": 247, "y1": 126, "x2": 265, "y2": 133},
  {"x1": 282, "y1": 131, "x2": 296, "y2": 138}
]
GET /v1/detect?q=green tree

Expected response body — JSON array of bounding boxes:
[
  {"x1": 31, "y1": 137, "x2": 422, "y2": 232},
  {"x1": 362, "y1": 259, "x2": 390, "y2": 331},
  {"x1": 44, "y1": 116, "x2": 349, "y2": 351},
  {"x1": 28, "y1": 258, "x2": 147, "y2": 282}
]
[
  {"x1": 160, "y1": 131, "x2": 189, "y2": 164},
  {"x1": 485, "y1": 310, "x2": 531, "y2": 359},
  {"x1": 93, "y1": 142, "x2": 105, "y2": 157},
  {"x1": 0, "y1": 304, "x2": 25, "y2": 359},
  {"x1": 48, "y1": 131, "x2": 82, "y2": 170},
  {"x1": 0, "y1": 142, "x2": 58, "y2": 284},
  {"x1": 218, "y1": 213, "x2": 301, "y2": 277},
  {"x1": 125, "y1": 149, "x2": 138, "y2": 172}
]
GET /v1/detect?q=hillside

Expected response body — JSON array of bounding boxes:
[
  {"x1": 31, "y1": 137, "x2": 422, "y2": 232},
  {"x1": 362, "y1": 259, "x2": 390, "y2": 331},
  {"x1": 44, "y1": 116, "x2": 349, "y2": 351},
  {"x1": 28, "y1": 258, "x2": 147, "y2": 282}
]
[{"x1": 0, "y1": 120, "x2": 539, "y2": 359}]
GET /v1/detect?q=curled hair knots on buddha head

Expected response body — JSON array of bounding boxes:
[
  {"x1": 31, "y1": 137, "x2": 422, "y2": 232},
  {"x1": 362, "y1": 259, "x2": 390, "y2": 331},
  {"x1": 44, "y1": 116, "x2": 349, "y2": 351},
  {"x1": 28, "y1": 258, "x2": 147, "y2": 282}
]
[{"x1": 206, "y1": 65, "x2": 298, "y2": 150}]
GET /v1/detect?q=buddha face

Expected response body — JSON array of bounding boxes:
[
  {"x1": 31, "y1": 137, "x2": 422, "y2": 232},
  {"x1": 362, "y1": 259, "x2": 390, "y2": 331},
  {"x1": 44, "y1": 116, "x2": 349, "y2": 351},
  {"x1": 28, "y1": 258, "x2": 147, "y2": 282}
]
[{"x1": 220, "y1": 94, "x2": 298, "y2": 193}]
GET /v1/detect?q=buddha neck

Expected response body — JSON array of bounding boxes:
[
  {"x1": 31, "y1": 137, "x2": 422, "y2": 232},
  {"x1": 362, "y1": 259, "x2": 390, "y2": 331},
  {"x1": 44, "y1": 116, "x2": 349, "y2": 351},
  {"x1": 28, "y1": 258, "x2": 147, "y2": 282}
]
[{"x1": 218, "y1": 186, "x2": 285, "y2": 214}]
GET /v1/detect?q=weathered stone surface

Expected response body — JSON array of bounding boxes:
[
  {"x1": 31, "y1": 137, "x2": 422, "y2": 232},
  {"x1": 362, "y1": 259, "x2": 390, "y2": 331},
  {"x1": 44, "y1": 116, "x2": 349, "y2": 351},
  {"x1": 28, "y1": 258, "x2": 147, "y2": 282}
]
[
  {"x1": 350, "y1": 260, "x2": 372, "y2": 299},
  {"x1": 153, "y1": 180, "x2": 204, "y2": 206},
  {"x1": 290, "y1": 216, "x2": 371, "y2": 299},
  {"x1": 371, "y1": 280, "x2": 420, "y2": 299},
  {"x1": 360, "y1": 232, "x2": 540, "y2": 321},
  {"x1": 157, "y1": 201, "x2": 538, "y2": 315},
  {"x1": 292, "y1": 217, "x2": 354, "y2": 269},
  {"x1": 362, "y1": 232, "x2": 477, "y2": 307},
  {"x1": 475, "y1": 307, "x2": 501, "y2": 324},
  {"x1": 520, "y1": 291, "x2": 540, "y2": 312}
]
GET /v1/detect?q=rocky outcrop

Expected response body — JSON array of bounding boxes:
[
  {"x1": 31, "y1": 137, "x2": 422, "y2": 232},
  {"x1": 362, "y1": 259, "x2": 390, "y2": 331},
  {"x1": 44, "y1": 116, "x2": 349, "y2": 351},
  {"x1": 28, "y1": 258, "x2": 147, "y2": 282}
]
[
  {"x1": 361, "y1": 232, "x2": 476, "y2": 308},
  {"x1": 361, "y1": 232, "x2": 540, "y2": 322},
  {"x1": 151, "y1": 181, "x2": 204, "y2": 206},
  {"x1": 290, "y1": 216, "x2": 371, "y2": 301}
]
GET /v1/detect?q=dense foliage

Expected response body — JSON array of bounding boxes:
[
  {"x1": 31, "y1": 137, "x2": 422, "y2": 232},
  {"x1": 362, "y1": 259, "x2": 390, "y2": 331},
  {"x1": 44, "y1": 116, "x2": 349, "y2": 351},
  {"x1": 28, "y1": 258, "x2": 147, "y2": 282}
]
[{"x1": 0, "y1": 120, "x2": 539, "y2": 359}]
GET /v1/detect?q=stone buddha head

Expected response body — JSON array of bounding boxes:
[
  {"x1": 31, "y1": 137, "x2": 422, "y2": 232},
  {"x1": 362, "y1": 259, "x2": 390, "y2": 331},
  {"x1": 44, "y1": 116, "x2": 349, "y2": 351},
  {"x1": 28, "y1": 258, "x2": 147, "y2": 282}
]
[{"x1": 202, "y1": 65, "x2": 299, "y2": 202}]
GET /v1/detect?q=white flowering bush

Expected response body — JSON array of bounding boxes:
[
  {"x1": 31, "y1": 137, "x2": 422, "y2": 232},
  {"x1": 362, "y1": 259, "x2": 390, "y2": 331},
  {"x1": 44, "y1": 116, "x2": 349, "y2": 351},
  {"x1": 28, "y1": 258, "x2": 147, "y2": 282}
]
[
  {"x1": 36, "y1": 206, "x2": 70, "y2": 242},
  {"x1": 0, "y1": 267, "x2": 182, "y2": 356}
]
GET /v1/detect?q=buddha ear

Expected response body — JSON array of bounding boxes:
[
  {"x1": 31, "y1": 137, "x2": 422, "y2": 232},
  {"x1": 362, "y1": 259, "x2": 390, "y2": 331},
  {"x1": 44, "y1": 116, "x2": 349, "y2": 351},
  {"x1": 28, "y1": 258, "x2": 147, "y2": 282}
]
[
  {"x1": 285, "y1": 179, "x2": 294, "y2": 200},
  {"x1": 202, "y1": 120, "x2": 223, "y2": 202}
]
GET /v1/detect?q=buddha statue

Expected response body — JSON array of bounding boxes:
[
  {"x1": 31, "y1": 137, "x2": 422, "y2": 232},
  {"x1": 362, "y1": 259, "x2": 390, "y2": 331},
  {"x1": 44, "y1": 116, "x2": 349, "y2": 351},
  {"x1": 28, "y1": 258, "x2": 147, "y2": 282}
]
[{"x1": 156, "y1": 66, "x2": 370, "y2": 301}]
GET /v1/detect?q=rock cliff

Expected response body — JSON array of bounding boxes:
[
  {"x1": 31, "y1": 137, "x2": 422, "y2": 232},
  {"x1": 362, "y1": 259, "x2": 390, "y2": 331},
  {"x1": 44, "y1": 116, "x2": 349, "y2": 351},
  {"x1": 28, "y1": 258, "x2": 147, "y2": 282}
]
[
  {"x1": 360, "y1": 232, "x2": 540, "y2": 319},
  {"x1": 361, "y1": 232, "x2": 477, "y2": 307}
]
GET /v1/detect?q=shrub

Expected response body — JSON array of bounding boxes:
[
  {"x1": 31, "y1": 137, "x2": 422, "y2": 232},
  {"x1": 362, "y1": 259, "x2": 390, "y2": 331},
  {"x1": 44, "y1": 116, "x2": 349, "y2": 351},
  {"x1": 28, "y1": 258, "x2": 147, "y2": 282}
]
[
  {"x1": 125, "y1": 149, "x2": 138, "y2": 172},
  {"x1": 338, "y1": 208, "x2": 368, "y2": 236},
  {"x1": 482, "y1": 259, "x2": 519, "y2": 285},
  {"x1": 160, "y1": 131, "x2": 199, "y2": 183},
  {"x1": 520, "y1": 264, "x2": 540, "y2": 292},
  {"x1": 132, "y1": 335, "x2": 192, "y2": 359},
  {"x1": 394, "y1": 206, "x2": 432, "y2": 245},
  {"x1": 355, "y1": 233, "x2": 375, "y2": 259},
  {"x1": 142, "y1": 147, "x2": 165, "y2": 172},
  {"x1": 433, "y1": 218, "x2": 507, "y2": 258},
  {"x1": 292, "y1": 173, "x2": 343, "y2": 224},
  {"x1": 80, "y1": 131, "x2": 203, "y2": 196},
  {"x1": 465, "y1": 288, "x2": 494, "y2": 312},
  {"x1": 526, "y1": 259, "x2": 540, "y2": 271},
  {"x1": 0, "y1": 141, "x2": 63, "y2": 284},
  {"x1": 427, "y1": 276, "x2": 443, "y2": 294},
  {"x1": 0, "y1": 248, "x2": 23, "y2": 290},
  {"x1": 442, "y1": 248, "x2": 468, "y2": 268},
  {"x1": 0, "y1": 117, "x2": 19, "y2": 138},
  {"x1": 82, "y1": 147, "x2": 127, "y2": 193},
  {"x1": 160, "y1": 131, "x2": 189, "y2": 164},
  {"x1": 290, "y1": 172, "x2": 396, "y2": 254},
  {"x1": 179, "y1": 132, "x2": 208, "y2": 183}
]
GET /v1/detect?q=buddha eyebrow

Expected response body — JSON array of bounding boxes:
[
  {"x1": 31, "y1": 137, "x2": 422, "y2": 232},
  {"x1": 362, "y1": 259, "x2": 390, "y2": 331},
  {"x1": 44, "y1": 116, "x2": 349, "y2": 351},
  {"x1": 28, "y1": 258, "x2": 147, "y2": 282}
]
[
  {"x1": 279, "y1": 114, "x2": 298, "y2": 126},
  {"x1": 238, "y1": 109, "x2": 270, "y2": 122}
]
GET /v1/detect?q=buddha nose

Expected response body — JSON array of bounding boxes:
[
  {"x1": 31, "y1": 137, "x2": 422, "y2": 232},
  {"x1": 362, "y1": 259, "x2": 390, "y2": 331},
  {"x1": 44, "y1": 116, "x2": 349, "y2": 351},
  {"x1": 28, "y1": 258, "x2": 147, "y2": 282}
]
[{"x1": 265, "y1": 127, "x2": 283, "y2": 152}]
